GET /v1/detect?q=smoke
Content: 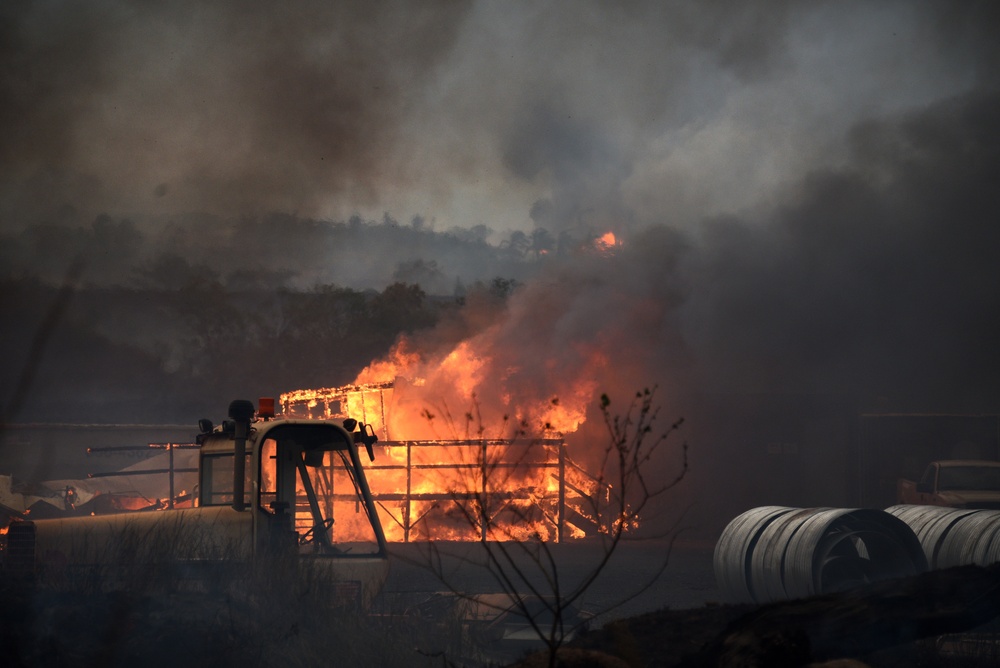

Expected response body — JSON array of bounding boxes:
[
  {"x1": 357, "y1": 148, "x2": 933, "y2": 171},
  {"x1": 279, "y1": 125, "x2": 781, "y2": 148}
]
[
  {"x1": 4, "y1": 1, "x2": 996, "y2": 236},
  {"x1": 4, "y1": 0, "x2": 997, "y2": 412},
  {"x1": 340, "y1": 81, "x2": 1000, "y2": 540},
  {"x1": 4, "y1": 1, "x2": 1000, "y2": 529},
  {"x1": 479, "y1": 86, "x2": 1000, "y2": 419},
  {"x1": 368, "y1": 81, "x2": 1000, "y2": 431},
  {"x1": 677, "y1": 89, "x2": 1000, "y2": 409},
  {"x1": 0, "y1": 1, "x2": 471, "y2": 224}
]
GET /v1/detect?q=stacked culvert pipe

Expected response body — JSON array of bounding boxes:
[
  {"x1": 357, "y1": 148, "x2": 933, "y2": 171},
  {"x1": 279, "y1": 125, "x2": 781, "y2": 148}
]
[
  {"x1": 887, "y1": 505, "x2": 1000, "y2": 569},
  {"x1": 714, "y1": 507, "x2": 928, "y2": 604}
]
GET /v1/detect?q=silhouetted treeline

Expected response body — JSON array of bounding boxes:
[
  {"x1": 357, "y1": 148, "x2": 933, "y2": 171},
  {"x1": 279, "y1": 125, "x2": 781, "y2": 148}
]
[
  {"x1": 0, "y1": 276, "x2": 516, "y2": 425},
  {"x1": 0, "y1": 210, "x2": 621, "y2": 425},
  {"x1": 0, "y1": 212, "x2": 615, "y2": 294}
]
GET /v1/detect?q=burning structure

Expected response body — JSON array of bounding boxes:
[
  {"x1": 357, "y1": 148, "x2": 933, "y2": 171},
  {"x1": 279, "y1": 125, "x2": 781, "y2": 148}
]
[{"x1": 281, "y1": 382, "x2": 622, "y2": 543}]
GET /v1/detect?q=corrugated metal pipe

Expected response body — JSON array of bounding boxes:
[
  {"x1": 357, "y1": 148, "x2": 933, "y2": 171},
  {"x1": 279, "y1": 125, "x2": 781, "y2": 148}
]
[
  {"x1": 886, "y1": 505, "x2": 1000, "y2": 569},
  {"x1": 714, "y1": 506, "x2": 928, "y2": 604}
]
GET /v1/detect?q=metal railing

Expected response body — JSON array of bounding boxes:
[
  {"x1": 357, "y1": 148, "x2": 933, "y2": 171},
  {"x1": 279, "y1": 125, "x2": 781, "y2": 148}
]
[
  {"x1": 87, "y1": 443, "x2": 199, "y2": 509},
  {"x1": 363, "y1": 439, "x2": 577, "y2": 542}
]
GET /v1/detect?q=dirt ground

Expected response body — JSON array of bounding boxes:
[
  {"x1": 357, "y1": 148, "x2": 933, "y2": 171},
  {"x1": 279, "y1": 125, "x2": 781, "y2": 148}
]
[
  {"x1": 3, "y1": 542, "x2": 1000, "y2": 667},
  {"x1": 562, "y1": 564, "x2": 1000, "y2": 667},
  {"x1": 384, "y1": 540, "x2": 1000, "y2": 667}
]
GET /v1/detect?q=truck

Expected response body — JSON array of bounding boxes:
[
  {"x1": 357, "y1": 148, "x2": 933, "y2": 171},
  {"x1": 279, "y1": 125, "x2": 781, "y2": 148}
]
[
  {"x1": 2, "y1": 398, "x2": 389, "y2": 607},
  {"x1": 897, "y1": 459, "x2": 1000, "y2": 510}
]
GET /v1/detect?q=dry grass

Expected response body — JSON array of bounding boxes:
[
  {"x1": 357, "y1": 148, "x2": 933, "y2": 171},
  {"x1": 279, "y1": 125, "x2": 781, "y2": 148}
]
[{"x1": 1, "y1": 517, "x2": 436, "y2": 668}]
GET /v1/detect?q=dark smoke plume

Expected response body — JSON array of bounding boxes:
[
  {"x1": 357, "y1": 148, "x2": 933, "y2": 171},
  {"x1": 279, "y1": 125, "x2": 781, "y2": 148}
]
[
  {"x1": 3, "y1": 2, "x2": 1000, "y2": 534},
  {"x1": 0, "y1": 1, "x2": 471, "y2": 223}
]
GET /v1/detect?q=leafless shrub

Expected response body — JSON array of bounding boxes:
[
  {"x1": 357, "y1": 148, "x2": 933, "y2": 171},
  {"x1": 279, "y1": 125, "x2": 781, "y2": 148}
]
[{"x1": 409, "y1": 387, "x2": 689, "y2": 667}]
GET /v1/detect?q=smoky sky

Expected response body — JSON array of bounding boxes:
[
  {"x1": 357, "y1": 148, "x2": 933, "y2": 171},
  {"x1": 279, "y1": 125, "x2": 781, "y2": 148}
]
[
  {"x1": 2, "y1": 1, "x2": 997, "y2": 234},
  {"x1": 3, "y1": 1, "x2": 1000, "y2": 541},
  {"x1": 0, "y1": 1, "x2": 473, "y2": 224},
  {"x1": 3, "y1": 0, "x2": 1000, "y2": 417},
  {"x1": 680, "y1": 88, "x2": 1000, "y2": 410},
  {"x1": 395, "y1": 85, "x2": 1000, "y2": 437}
]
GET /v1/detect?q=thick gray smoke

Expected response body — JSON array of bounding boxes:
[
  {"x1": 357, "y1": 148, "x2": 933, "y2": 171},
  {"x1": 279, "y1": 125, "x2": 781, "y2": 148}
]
[
  {"x1": 0, "y1": 1, "x2": 471, "y2": 223},
  {"x1": 4, "y1": 0, "x2": 998, "y2": 397},
  {"x1": 678, "y1": 91, "x2": 1000, "y2": 411},
  {"x1": 4, "y1": 1, "x2": 996, "y2": 235},
  {"x1": 547, "y1": 89, "x2": 1000, "y2": 413},
  {"x1": 3, "y1": 2, "x2": 1000, "y2": 532}
]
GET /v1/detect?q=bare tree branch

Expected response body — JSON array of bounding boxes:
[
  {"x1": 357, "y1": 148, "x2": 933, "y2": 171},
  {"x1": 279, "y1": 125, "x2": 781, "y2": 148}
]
[
  {"x1": 1, "y1": 257, "x2": 85, "y2": 428},
  {"x1": 405, "y1": 386, "x2": 688, "y2": 667}
]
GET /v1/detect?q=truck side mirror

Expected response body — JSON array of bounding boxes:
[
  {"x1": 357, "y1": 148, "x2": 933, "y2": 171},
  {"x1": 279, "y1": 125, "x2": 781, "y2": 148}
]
[
  {"x1": 304, "y1": 449, "x2": 325, "y2": 467},
  {"x1": 356, "y1": 423, "x2": 377, "y2": 462}
]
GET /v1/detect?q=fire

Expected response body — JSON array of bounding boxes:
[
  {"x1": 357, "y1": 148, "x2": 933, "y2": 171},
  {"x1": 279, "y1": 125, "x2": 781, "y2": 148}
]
[
  {"x1": 355, "y1": 435, "x2": 606, "y2": 542},
  {"x1": 594, "y1": 231, "x2": 619, "y2": 253},
  {"x1": 278, "y1": 265, "x2": 640, "y2": 543},
  {"x1": 281, "y1": 333, "x2": 607, "y2": 441},
  {"x1": 353, "y1": 338, "x2": 422, "y2": 385},
  {"x1": 280, "y1": 375, "x2": 624, "y2": 543},
  {"x1": 366, "y1": 439, "x2": 558, "y2": 542}
]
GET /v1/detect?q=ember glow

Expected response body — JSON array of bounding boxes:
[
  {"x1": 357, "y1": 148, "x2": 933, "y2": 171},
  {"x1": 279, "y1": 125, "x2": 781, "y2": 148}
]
[{"x1": 594, "y1": 231, "x2": 620, "y2": 253}]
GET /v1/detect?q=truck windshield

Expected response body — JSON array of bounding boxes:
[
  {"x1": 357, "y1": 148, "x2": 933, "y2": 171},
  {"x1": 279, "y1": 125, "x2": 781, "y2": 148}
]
[
  {"x1": 937, "y1": 465, "x2": 1000, "y2": 492},
  {"x1": 259, "y1": 436, "x2": 381, "y2": 556}
]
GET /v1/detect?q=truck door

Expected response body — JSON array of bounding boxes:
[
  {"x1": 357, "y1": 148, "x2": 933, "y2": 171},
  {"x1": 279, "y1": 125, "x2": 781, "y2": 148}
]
[{"x1": 917, "y1": 464, "x2": 937, "y2": 504}]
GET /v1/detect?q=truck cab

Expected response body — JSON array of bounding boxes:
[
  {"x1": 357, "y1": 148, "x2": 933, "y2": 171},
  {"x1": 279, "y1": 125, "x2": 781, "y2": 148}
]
[
  {"x1": 4, "y1": 399, "x2": 389, "y2": 607},
  {"x1": 898, "y1": 459, "x2": 1000, "y2": 510}
]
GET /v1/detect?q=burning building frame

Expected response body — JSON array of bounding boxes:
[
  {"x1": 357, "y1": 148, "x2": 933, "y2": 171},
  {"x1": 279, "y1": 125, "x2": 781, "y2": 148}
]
[{"x1": 280, "y1": 383, "x2": 618, "y2": 543}]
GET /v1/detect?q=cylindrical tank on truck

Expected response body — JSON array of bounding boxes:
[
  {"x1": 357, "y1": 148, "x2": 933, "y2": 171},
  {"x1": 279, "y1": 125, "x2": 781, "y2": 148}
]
[{"x1": 2, "y1": 398, "x2": 389, "y2": 608}]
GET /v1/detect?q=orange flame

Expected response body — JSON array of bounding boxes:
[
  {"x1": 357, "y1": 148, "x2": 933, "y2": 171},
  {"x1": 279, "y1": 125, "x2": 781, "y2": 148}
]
[
  {"x1": 278, "y1": 267, "x2": 638, "y2": 542},
  {"x1": 282, "y1": 326, "x2": 608, "y2": 441},
  {"x1": 279, "y1": 370, "x2": 623, "y2": 543},
  {"x1": 594, "y1": 231, "x2": 619, "y2": 253}
]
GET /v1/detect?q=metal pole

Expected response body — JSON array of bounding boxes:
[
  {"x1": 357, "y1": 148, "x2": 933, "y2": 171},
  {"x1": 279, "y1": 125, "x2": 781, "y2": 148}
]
[
  {"x1": 380, "y1": 389, "x2": 389, "y2": 441},
  {"x1": 229, "y1": 400, "x2": 254, "y2": 512},
  {"x1": 405, "y1": 441, "x2": 412, "y2": 542},
  {"x1": 558, "y1": 441, "x2": 566, "y2": 543},
  {"x1": 481, "y1": 439, "x2": 488, "y2": 542},
  {"x1": 168, "y1": 443, "x2": 175, "y2": 509},
  {"x1": 857, "y1": 416, "x2": 866, "y2": 507}
]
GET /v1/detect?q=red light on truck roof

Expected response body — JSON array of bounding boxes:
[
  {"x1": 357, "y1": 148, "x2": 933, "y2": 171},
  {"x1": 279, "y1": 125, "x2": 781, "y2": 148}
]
[{"x1": 258, "y1": 397, "x2": 276, "y2": 419}]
